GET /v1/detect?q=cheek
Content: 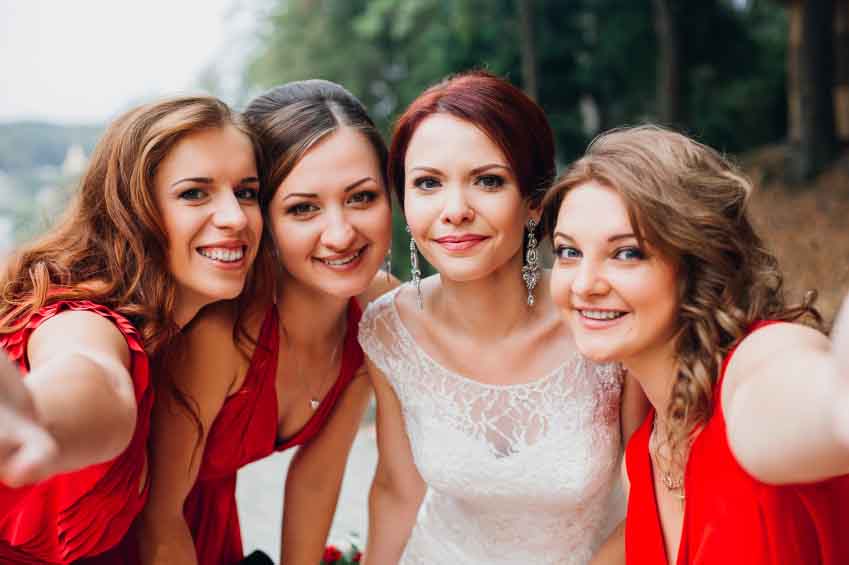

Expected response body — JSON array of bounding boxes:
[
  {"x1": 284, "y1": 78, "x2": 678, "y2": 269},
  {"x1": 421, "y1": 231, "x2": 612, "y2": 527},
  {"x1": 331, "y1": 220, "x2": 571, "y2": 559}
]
[{"x1": 549, "y1": 266, "x2": 573, "y2": 310}]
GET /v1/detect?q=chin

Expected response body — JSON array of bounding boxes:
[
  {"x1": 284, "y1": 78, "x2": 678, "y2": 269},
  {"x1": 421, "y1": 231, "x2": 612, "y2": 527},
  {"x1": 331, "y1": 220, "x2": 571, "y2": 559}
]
[{"x1": 573, "y1": 336, "x2": 625, "y2": 364}]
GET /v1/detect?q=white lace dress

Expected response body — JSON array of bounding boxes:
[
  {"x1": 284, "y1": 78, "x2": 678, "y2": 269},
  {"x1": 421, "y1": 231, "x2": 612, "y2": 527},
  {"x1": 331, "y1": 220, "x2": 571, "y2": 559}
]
[{"x1": 358, "y1": 288, "x2": 625, "y2": 565}]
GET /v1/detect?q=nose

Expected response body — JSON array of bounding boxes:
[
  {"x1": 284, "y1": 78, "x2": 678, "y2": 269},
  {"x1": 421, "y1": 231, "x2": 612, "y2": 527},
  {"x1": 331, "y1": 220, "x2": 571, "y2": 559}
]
[
  {"x1": 440, "y1": 185, "x2": 474, "y2": 225},
  {"x1": 212, "y1": 191, "x2": 249, "y2": 231},
  {"x1": 321, "y1": 208, "x2": 356, "y2": 252},
  {"x1": 571, "y1": 258, "x2": 610, "y2": 299}
]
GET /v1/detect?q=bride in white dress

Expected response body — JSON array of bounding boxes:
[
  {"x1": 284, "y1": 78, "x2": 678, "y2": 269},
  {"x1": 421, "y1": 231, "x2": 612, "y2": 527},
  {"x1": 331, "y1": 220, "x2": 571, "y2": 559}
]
[{"x1": 358, "y1": 70, "x2": 640, "y2": 564}]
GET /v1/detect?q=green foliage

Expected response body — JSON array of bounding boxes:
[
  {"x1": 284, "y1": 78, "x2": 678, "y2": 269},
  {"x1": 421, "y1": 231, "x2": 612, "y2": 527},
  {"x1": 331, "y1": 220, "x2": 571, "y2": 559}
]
[{"x1": 244, "y1": 0, "x2": 791, "y2": 278}]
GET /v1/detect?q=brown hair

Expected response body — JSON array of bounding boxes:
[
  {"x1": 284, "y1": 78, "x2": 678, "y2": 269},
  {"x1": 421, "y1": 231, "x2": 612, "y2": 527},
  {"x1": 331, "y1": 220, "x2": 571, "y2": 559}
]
[
  {"x1": 0, "y1": 97, "x2": 265, "y2": 441},
  {"x1": 544, "y1": 124, "x2": 819, "y2": 463},
  {"x1": 0, "y1": 96, "x2": 262, "y2": 353}
]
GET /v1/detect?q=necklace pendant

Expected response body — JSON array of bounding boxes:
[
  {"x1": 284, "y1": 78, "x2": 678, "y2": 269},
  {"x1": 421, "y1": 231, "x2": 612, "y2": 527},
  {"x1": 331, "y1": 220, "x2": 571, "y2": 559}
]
[{"x1": 310, "y1": 398, "x2": 320, "y2": 410}]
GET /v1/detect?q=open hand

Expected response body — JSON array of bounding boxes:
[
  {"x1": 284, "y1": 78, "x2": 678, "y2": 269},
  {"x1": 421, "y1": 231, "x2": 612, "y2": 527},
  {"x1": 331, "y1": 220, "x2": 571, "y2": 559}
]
[{"x1": 0, "y1": 355, "x2": 58, "y2": 487}]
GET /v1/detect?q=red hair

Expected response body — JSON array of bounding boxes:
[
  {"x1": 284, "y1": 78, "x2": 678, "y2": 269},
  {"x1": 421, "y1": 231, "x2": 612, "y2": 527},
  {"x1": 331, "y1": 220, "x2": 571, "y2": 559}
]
[{"x1": 388, "y1": 70, "x2": 555, "y2": 225}]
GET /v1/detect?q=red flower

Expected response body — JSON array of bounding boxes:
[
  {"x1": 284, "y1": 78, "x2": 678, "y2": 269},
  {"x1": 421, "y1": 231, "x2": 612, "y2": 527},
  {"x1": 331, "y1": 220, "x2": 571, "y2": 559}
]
[
  {"x1": 353, "y1": 551, "x2": 363, "y2": 563},
  {"x1": 322, "y1": 545, "x2": 343, "y2": 563}
]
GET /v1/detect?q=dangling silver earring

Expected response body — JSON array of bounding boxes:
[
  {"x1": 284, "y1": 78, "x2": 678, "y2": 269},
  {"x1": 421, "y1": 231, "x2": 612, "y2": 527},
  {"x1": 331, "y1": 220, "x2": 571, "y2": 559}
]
[
  {"x1": 521, "y1": 219, "x2": 540, "y2": 307},
  {"x1": 383, "y1": 246, "x2": 392, "y2": 284},
  {"x1": 406, "y1": 225, "x2": 423, "y2": 310}
]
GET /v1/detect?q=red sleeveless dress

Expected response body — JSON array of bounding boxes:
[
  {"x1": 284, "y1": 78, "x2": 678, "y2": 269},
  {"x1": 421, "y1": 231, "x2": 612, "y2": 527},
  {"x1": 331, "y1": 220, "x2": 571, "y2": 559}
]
[
  {"x1": 182, "y1": 299, "x2": 364, "y2": 565},
  {"x1": 0, "y1": 300, "x2": 152, "y2": 565},
  {"x1": 625, "y1": 321, "x2": 849, "y2": 564}
]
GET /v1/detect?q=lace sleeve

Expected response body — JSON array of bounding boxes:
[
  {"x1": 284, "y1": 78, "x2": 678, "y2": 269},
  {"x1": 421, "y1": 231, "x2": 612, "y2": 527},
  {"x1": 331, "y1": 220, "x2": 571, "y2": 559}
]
[{"x1": 357, "y1": 288, "x2": 412, "y2": 400}]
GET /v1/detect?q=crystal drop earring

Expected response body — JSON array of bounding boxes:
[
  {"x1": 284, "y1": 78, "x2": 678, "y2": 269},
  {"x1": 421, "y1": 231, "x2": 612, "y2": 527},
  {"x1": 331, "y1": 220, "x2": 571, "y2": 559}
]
[
  {"x1": 406, "y1": 225, "x2": 423, "y2": 309},
  {"x1": 521, "y1": 219, "x2": 540, "y2": 307}
]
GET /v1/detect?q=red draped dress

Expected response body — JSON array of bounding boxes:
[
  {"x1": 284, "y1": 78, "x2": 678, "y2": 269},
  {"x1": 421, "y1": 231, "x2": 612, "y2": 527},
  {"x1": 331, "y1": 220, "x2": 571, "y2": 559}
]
[
  {"x1": 183, "y1": 299, "x2": 364, "y2": 565},
  {"x1": 0, "y1": 300, "x2": 152, "y2": 565},
  {"x1": 625, "y1": 321, "x2": 849, "y2": 565}
]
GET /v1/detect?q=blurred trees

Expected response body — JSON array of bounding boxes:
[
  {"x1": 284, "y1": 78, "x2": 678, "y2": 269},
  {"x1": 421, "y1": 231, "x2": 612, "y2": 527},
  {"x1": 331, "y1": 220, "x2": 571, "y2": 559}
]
[{"x1": 243, "y1": 0, "x2": 824, "y2": 276}]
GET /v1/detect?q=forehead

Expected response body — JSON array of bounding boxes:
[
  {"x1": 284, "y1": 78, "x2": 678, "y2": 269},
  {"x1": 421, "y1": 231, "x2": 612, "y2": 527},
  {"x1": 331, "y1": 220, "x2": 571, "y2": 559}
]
[
  {"x1": 405, "y1": 113, "x2": 506, "y2": 168},
  {"x1": 276, "y1": 127, "x2": 382, "y2": 196},
  {"x1": 156, "y1": 125, "x2": 256, "y2": 181},
  {"x1": 556, "y1": 181, "x2": 634, "y2": 235}
]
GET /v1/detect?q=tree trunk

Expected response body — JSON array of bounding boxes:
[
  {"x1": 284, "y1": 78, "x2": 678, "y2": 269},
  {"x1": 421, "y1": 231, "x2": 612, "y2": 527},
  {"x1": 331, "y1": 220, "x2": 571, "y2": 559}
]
[
  {"x1": 517, "y1": 0, "x2": 538, "y2": 102},
  {"x1": 653, "y1": 0, "x2": 681, "y2": 125},
  {"x1": 791, "y1": 0, "x2": 838, "y2": 181}
]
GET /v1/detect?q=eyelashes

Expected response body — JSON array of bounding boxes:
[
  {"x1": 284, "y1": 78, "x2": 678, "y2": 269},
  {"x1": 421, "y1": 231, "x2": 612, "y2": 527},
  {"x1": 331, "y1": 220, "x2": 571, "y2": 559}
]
[
  {"x1": 410, "y1": 174, "x2": 507, "y2": 191},
  {"x1": 284, "y1": 190, "x2": 381, "y2": 217}
]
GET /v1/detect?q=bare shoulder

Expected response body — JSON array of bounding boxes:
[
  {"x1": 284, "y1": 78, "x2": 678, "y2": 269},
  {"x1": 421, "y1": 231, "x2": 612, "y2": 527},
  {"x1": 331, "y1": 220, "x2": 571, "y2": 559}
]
[
  {"x1": 357, "y1": 270, "x2": 400, "y2": 308},
  {"x1": 723, "y1": 321, "x2": 828, "y2": 397},
  {"x1": 29, "y1": 309, "x2": 131, "y2": 369}
]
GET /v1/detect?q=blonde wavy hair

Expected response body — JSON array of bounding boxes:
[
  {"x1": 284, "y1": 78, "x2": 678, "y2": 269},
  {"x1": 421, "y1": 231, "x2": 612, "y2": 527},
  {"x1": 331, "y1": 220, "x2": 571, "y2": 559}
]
[{"x1": 544, "y1": 124, "x2": 819, "y2": 462}]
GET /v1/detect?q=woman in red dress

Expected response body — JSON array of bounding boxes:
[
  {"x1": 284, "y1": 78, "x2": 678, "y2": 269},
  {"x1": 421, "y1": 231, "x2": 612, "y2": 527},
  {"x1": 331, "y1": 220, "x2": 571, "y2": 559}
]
[
  {"x1": 0, "y1": 96, "x2": 265, "y2": 564},
  {"x1": 137, "y1": 81, "x2": 395, "y2": 565},
  {"x1": 546, "y1": 125, "x2": 849, "y2": 564}
]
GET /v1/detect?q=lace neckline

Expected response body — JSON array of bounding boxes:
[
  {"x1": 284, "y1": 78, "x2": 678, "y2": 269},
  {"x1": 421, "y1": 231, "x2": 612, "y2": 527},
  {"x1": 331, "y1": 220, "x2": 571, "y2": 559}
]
[{"x1": 387, "y1": 285, "x2": 580, "y2": 389}]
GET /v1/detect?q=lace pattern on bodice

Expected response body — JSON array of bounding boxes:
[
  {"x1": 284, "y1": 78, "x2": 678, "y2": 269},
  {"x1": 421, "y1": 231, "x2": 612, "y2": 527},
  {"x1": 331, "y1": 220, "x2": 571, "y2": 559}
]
[{"x1": 359, "y1": 287, "x2": 625, "y2": 564}]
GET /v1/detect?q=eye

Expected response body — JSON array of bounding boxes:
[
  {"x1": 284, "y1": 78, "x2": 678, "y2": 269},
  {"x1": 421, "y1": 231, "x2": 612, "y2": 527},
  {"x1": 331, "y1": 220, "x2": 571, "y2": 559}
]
[
  {"x1": 286, "y1": 202, "x2": 319, "y2": 216},
  {"x1": 235, "y1": 187, "x2": 259, "y2": 201},
  {"x1": 412, "y1": 176, "x2": 441, "y2": 191},
  {"x1": 614, "y1": 246, "x2": 645, "y2": 261},
  {"x1": 347, "y1": 190, "x2": 378, "y2": 206},
  {"x1": 475, "y1": 174, "x2": 505, "y2": 190},
  {"x1": 178, "y1": 188, "x2": 207, "y2": 201},
  {"x1": 554, "y1": 245, "x2": 582, "y2": 260}
]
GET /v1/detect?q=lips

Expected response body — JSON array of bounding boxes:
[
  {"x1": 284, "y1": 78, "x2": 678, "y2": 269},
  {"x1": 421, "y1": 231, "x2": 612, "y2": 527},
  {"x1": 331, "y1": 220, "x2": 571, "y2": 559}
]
[
  {"x1": 433, "y1": 234, "x2": 489, "y2": 251},
  {"x1": 197, "y1": 245, "x2": 247, "y2": 263},
  {"x1": 314, "y1": 245, "x2": 368, "y2": 268}
]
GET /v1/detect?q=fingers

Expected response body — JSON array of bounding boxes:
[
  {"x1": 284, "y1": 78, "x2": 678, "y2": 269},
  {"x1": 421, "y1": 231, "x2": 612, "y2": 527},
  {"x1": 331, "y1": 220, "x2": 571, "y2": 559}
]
[{"x1": 0, "y1": 414, "x2": 59, "y2": 488}]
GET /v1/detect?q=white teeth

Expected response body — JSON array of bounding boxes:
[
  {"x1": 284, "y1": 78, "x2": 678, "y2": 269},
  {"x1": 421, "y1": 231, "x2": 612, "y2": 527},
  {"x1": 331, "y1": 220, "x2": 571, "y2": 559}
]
[
  {"x1": 198, "y1": 247, "x2": 244, "y2": 263},
  {"x1": 318, "y1": 248, "x2": 363, "y2": 266},
  {"x1": 581, "y1": 310, "x2": 625, "y2": 320}
]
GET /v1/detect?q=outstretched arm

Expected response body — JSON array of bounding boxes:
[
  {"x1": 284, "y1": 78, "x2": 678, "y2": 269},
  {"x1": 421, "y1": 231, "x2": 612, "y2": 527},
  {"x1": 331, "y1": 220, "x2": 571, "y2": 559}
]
[
  {"x1": 724, "y1": 291, "x2": 849, "y2": 484},
  {"x1": 1, "y1": 310, "x2": 135, "y2": 486},
  {"x1": 363, "y1": 360, "x2": 426, "y2": 565}
]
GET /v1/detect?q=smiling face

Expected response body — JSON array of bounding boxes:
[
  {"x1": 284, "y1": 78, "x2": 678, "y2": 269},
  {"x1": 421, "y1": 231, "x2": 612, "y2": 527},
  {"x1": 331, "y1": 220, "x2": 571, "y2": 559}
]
[
  {"x1": 266, "y1": 126, "x2": 392, "y2": 298},
  {"x1": 403, "y1": 114, "x2": 535, "y2": 282},
  {"x1": 153, "y1": 125, "x2": 262, "y2": 317},
  {"x1": 549, "y1": 181, "x2": 679, "y2": 366}
]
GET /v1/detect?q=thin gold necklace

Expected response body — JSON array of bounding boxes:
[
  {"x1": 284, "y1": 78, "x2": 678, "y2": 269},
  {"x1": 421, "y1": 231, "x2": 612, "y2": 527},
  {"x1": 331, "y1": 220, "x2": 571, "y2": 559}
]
[
  {"x1": 650, "y1": 417, "x2": 686, "y2": 501},
  {"x1": 282, "y1": 317, "x2": 346, "y2": 411}
]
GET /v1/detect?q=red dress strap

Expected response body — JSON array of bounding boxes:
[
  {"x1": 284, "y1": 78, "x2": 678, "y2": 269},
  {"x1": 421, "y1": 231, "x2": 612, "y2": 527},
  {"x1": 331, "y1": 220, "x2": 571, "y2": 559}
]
[{"x1": 0, "y1": 300, "x2": 152, "y2": 564}]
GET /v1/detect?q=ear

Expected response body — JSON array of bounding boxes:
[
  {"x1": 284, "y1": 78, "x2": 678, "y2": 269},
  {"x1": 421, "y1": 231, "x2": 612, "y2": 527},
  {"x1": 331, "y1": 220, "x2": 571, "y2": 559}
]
[{"x1": 527, "y1": 201, "x2": 543, "y2": 225}]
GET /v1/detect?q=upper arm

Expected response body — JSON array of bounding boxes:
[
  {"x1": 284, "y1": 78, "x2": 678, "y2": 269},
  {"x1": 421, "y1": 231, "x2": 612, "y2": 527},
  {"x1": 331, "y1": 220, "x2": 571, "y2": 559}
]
[
  {"x1": 368, "y1": 359, "x2": 425, "y2": 497},
  {"x1": 145, "y1": 306, "x2": 241, "y2": 514},
  {"x1": 722, "y1": 322, "x2": 830, "y2": 411},
  {"x1": 27, "y1": 310, "x2": 133, "y2": 398}
]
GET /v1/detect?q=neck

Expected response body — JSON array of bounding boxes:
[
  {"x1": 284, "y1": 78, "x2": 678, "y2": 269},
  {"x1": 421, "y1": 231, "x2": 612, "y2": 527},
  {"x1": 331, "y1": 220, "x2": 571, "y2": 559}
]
[
  {"x1": 276, "y1": 271, "x2": 350, "y2": 349},
  {"x1": 173, "y1": 294, "x2": 205, "y2": 330},
  {"x1": 623, "y1": 338, "x2": 679, "y2": 424},
  {"x1": 433, "y1": 251, "x2": 539, "y2": 339}
]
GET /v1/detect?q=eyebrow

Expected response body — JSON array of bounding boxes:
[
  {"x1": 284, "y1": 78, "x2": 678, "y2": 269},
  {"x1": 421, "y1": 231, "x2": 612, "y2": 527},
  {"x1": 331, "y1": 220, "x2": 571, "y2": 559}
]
[
  {"x1": 408, "y1": 163, "x2": 512, "y2": 176},
  {"x1": 552, "y1": 231, "x2": 638, "y2": 243},
  {"x1": 281, "y1": 176, "x2": 377, "y2": 201},
  {"x1": 170, "y1": 176, "x2": 258, "y2": 188}
]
